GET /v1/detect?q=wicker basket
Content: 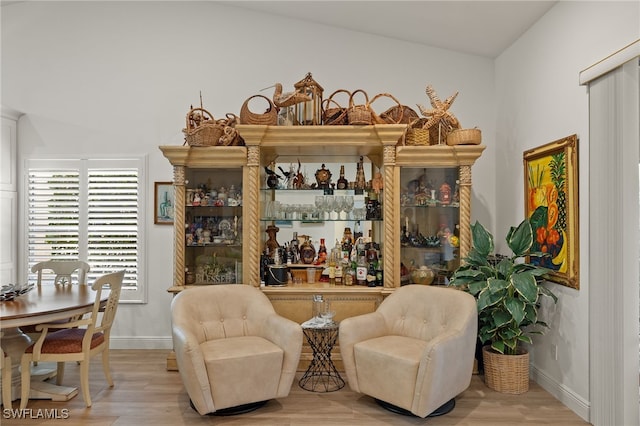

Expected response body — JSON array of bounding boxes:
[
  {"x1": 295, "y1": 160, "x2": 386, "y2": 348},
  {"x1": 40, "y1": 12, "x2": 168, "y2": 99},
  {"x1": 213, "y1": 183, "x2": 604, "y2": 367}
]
[
  {"x1": 379, "y1": 104, "x2": 419, "y2": 125},
  {"x1": 482, "y1": 345, "x2": 530, "y2": 394},
  {"x1": 370, "y1": 92, "x2": 408, "y2": 124},
  {"x1": 347, "y1": 89, "x2": 373, "y2": 125},
  {"x1": 404, "y1": 118, "x2": 430, "y2": 145},
  {"x1": 447, "y1": 128, "x2": 482, "y2": 146},
  {"x1": 183, "y1": 108, "x2": 225, "y2": 147},
  {"x1": 322, "y1": 89, "x2": 350, "y2": 125},
  {"x1": 239, "y1": 95, "x2": 278, "y2": 125}
]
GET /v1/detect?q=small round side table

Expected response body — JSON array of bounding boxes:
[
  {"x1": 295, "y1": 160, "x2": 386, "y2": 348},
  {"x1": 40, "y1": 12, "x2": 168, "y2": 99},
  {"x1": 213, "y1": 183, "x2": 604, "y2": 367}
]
[{"x1": 299, "y1": 321, "x2": 345, "y2": 392}]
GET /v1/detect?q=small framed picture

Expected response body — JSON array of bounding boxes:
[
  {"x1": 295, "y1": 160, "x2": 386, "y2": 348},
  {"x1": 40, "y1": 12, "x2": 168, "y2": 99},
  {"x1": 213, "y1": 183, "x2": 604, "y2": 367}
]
[{"x1": 154, "y1": 182, "x2": 174, "y2": 225}]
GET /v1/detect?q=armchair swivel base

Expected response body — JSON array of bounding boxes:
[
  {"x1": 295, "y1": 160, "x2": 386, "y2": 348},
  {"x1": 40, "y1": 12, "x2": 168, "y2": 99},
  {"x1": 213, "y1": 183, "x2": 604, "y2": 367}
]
[
  {"x1": 376, "y1": 398, "x2": 455, "y2": 418},
  {"x1": 190, "y1": 399, "x2": 268, "y2": 416}
]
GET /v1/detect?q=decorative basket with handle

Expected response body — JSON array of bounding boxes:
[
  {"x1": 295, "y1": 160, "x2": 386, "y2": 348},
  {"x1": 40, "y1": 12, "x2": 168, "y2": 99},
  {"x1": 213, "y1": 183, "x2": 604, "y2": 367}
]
[
  {"x1": 183, "y1": 108, "x2": 226, "y2": 147},
  {"x1": 239, "y1": 95, "x2": 278, "y2": 126},
  {"x1": 322, "y1": 89, "x2": 351, "y2": 125},
  {"x1": 347, "y1": 89, "x2": 373, "y2": 125},
  {"x1": 370, "y1": 92, "x2": 408, "y2": 124}
]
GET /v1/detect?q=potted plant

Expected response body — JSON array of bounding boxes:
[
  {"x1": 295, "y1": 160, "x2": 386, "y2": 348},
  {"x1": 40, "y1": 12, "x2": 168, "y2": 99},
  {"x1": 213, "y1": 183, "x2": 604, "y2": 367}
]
[{"x1": 450, "y1": 218, "x2": 557, "y2": 394}]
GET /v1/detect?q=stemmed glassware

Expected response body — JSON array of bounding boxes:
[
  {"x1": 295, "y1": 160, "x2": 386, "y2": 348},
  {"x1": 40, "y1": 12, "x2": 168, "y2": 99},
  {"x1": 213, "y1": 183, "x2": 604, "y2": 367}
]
[
  {"x1": 324, "y1": 195, "x2": 336, "y2": 220},
  {"x1": 314, "y1": 195, "x2": 327, "y2": 220},
  {"x1": 343, "y1": 195, "x2": 354, "y2": 220},
  {"x1": 333, "y1": 195, "x2": 346, "y2": 220}
]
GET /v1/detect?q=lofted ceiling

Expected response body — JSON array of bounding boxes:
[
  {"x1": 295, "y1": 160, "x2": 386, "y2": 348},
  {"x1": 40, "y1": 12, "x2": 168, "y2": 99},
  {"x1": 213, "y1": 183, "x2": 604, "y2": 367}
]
[{"x1": 221, "y1": 1, "x2": 557, "y2": 58}]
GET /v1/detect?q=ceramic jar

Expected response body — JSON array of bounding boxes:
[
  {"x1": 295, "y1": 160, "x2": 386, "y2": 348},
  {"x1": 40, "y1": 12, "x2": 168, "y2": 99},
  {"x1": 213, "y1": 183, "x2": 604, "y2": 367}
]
[{"x1": 411, "y1": 265, "x2": 435, "y2": 285}]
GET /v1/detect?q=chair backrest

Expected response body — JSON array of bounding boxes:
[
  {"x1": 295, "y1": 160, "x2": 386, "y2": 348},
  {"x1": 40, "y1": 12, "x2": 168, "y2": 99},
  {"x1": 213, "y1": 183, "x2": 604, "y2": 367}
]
[
  {"x1": 88, "y1": 270, "x2": 125, "y2": 338},
  {"x1": 377, "y1": 284, "x2": 477, "y2": 342},
  {"x1": 171, "y1": 284, "x2": 276, "y2": 343},
  {"x1": 31, "y1": 260, "x2": 90, "y2": 286}
]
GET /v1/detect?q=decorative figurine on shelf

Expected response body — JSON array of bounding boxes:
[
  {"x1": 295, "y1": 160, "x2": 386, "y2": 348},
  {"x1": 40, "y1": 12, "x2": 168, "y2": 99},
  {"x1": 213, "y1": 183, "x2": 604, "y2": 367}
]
[
  {"x1": 192, "y1": 192, "x2": 201, "y2": 206},
  {"x1": 292, "y1": 160, "x2": 305, "y2": 189},
  {"x1": 371, "y1": 172, "x2": 383, "y2": 194},
  {"x1": 439, "y1": 181, "x2": 452, "y2": 205},
  {"x1": 315, "y1": 164, "x2": 332, "y2": 189},
  {"x1": 265, "y1": 225, "x2": 280, "y2": 258},
  {"x1": 265, "y1": 161, "x2": 281, "y2": 189}
]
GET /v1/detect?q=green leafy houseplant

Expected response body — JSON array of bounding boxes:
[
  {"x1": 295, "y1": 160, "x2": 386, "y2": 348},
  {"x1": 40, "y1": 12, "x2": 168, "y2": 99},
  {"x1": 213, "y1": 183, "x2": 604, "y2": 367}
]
[{"x1": 450, "y1": 219, "x2": 557, "y2": 356}]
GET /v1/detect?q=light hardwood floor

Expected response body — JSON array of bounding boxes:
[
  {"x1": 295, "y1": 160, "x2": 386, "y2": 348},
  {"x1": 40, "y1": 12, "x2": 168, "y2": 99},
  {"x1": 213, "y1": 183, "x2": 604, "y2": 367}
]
[{"x1": 2, "y1": 349, "x2": 589, "y2": 425}]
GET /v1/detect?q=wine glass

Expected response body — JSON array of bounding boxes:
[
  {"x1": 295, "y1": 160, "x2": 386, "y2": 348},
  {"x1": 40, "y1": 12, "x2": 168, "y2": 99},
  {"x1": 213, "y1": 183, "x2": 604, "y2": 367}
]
[
  {"x1": 314, "y1": 195, "x2": 327, "y2": 220},
  {"x1": 323, "y1": 195, "x2": 335, "y2": 220},
  {"x1": 334, "y1": 195, "x2": 346, "y2": 220},
  {"x1": 344, "y1": 195, "x2": 355, "y2": 220}
]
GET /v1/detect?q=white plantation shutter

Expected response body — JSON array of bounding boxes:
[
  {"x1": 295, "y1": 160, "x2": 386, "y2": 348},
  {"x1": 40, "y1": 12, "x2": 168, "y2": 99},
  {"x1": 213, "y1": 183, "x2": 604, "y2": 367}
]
[
  {"x1": 26, "y1": 158, "x2": 146, "y2": 303},
  {"x1": 28, "y1": 168, "x2": 81, "y2": 262}
]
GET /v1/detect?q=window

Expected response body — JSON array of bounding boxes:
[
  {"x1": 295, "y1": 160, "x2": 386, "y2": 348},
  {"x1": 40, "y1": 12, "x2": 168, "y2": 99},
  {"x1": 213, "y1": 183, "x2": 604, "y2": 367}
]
[{"x1": 26, "y1": 158, "x2": 146, "y2": 303}]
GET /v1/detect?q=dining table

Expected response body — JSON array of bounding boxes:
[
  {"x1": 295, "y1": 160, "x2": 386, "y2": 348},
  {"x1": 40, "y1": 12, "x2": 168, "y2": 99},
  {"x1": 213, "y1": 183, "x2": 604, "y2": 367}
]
[{"x1": 0, "y1": 284, "x2": 109, "y2": 403}]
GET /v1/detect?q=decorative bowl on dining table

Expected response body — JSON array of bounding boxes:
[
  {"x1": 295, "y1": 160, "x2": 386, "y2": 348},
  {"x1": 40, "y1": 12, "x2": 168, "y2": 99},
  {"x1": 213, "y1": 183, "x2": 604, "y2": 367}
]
[{"x1": 0, "y1": 282, "x2": 35, "y2": 301}]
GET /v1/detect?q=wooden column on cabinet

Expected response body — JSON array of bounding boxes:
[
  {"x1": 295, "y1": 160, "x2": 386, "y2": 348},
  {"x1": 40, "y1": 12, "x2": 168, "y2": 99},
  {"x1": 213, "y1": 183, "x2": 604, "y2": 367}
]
[
  {"x1": 458, "y1": 164, "x2": 472, "y2": 260},
  {"x1": 244, "y1": 145, "x2": 261, "y2": 287},
  {"x1": 382, "y1": 146, "x2": 397, "y2": 288},
  {"x1": 172, "y1": 166, "x2": 186, "y2": 289}
]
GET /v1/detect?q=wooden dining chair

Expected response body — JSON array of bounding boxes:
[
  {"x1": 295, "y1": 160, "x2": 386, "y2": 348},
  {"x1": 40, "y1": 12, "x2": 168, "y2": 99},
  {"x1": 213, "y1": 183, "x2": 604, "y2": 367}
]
[
  {"x1": 21, "y1": 260, "x2": 92, "y2": 336},
  {"x1": 19, "y1": 270, "x2": 125, "y2": 409},
  {"x1": 31, "y1": 260, "x2": 90, "y2": 286}
]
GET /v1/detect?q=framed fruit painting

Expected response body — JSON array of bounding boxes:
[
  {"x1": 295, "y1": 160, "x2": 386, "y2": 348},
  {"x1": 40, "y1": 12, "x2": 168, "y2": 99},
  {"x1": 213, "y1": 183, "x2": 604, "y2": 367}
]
[{"x1": 523, "y1": 135, "x2": 579, "y2": 289}]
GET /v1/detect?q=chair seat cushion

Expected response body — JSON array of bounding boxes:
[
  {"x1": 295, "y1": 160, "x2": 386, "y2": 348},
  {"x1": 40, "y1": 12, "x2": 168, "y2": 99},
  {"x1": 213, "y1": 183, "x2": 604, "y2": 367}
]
[
  {"x1": 354, "y1": 335, "x2": 428, "y2": 410},
  {"x1": 201, "y1": 335, "x2": 284, "y2": 410},
  {"x1": 25, "y1": 328, "x2": 104, "y2": 354}
]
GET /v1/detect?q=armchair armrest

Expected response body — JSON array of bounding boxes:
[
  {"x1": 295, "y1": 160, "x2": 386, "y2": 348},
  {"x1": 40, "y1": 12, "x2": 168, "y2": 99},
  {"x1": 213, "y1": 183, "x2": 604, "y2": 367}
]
[
  {"x1": 172, "y1": 326, "x2": 215, "y2": 415},
  {"x1": 338, "y1": 312, "x2": 387, "y2": 392},
  {"x1": 413, "y1": 318, "x2": 477, "y2": 416},
  {"x1": 258, "y1": 313, "x2": 303, "y2": 397}
]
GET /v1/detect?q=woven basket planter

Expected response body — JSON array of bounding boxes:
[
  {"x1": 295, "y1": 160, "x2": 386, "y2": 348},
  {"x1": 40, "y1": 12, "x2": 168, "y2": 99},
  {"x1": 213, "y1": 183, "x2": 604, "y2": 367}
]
[{"x1": 482, "y1": 345, "x2": 530, "y2": 394}]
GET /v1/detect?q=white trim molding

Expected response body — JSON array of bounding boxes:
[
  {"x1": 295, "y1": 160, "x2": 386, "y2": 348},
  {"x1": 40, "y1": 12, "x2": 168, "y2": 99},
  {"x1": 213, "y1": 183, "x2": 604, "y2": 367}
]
[{"x1": 579, "y1": 39, "x2": 639, "y2": 85}]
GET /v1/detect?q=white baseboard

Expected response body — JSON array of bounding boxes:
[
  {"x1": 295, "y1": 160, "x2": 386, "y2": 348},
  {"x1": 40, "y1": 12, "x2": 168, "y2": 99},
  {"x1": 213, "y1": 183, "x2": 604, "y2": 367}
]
[
  {"x1": 531, "y1": 365, "x2": 590, "y2": 422},
  {"x1": 109, "y1": 336, "x2": 173, "y2": 350}
]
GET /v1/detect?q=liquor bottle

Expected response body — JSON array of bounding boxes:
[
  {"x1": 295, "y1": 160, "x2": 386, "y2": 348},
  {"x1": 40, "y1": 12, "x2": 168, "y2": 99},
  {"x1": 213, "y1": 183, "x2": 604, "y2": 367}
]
[
  {"x1": 355, "y1": 156, "x2": 366, "y2": 191},
  {"x1": 290, "y1": 231, "x2": 300, "y2": 263},
  {"x1": 317, "y1": 238, "x2": 327, "y2": 263},
  {"x1": 366, "y1": 259, "x2": 377, "y2": 287},
  {"x1": 331, "y1": 240, "x2": 342, "y2": 285},
  {"x1": 344, "y1": 259, "x2": 355, "y2": 286},
  {"x1": 299, "y1": 235, "x2": 316, "y2": 264},
  {"x1": 365, "y1": 191, "x2": 381, "y2": 220},
  {"x1": 260, "y1": 246, "x2": 270, "y2": 284},
  {"x1": 336, "y1": 165, "x2": 349, "y2": 190},
  {"x1": 356, "y1": 249, "x2": 367, "y2": 286},
  {"x1": 341, "y1": 227, "x2": 353, "y2": 260},
  {"x1": 375, "y1": 257, "x2": 384, "y2": 286},
  {"x1": 353, "y1": 221, "x2": 363, "y2": 241}
]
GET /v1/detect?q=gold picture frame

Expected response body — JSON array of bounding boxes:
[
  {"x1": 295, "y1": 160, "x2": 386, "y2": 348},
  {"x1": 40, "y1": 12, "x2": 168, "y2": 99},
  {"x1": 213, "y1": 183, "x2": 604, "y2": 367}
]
[
  {"x1": 523, "y1": 134, "x2": 579, "y2": 289},
  {"x1": 154, "y1": 182, "x2": 175, "y2": 225}
]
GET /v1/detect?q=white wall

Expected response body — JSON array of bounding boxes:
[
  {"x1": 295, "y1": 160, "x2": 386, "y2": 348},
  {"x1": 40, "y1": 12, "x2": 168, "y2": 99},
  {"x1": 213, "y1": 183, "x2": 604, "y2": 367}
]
[
  {"x1": 2, "y1": 2, "x2": 496, "y2": 348},
  {"x1": 495, "y1": 0, "x2": 639, "y2": 420}
]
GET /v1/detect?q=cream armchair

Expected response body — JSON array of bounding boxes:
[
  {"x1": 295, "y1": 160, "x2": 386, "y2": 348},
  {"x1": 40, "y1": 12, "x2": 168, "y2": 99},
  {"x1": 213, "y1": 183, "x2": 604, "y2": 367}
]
[
  {"x1": 171, "y1": 284, "x2": 303, "y2": 416},
  {"x1": 339, "y1": 284, "x2": 477, "y2": 418}
]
